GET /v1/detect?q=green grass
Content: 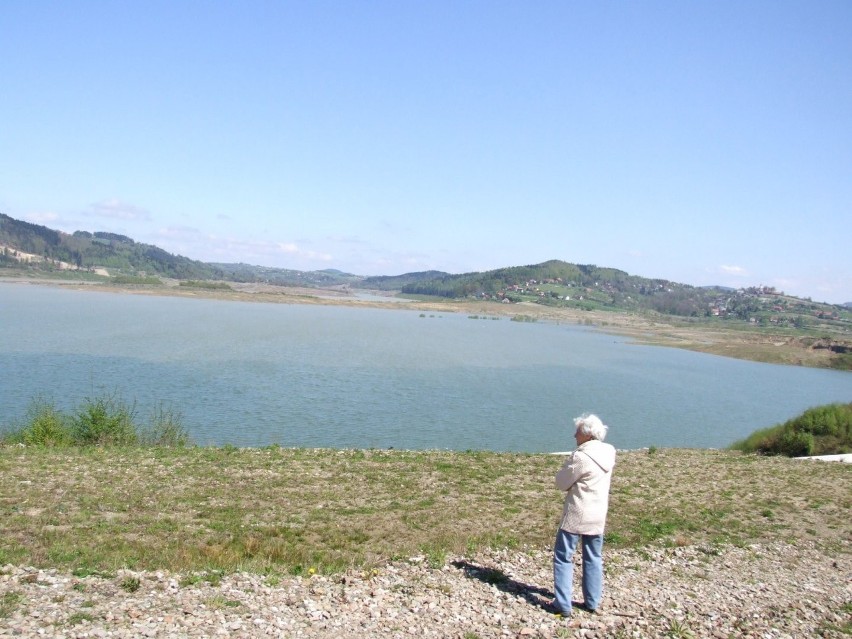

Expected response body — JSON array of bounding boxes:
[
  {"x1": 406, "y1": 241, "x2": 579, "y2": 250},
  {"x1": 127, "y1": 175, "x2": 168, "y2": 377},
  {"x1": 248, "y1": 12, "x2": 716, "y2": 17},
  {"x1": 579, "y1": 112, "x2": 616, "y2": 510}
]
[
  {"x1": 1, "y1": 395, "x2": 190, "y2": 448},
  {"x1": 66, "y1": 612, "x2": 95, "y2": 626},
  {"x1": 0, "y1": 591, "x2": 23, "y2": 619},
  {"x1": 730, "y1": 402, "x2": 852, "y2": 456},
  {"x1": 178, "y1": 280, "x2": 232, "y2": 290},
  {"x1": 0, "y1": 447, "x2": 848, "y2": 577},
  {"x1": 110, "y1": 275, "x2": 163, "y2": 286}
]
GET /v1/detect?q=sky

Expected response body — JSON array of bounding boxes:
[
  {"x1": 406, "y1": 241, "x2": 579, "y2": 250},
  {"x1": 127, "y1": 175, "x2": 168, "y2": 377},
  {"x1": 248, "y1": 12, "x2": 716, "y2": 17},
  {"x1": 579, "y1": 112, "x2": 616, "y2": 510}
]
[{"x1": 1, "y1": 1, "x2": 851, "y2": 303}]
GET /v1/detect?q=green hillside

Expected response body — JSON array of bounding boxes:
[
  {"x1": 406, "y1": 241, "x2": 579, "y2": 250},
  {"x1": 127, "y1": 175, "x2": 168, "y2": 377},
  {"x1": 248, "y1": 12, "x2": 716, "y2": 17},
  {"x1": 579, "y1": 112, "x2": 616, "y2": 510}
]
[
  {"x1": 209, "y1": 263, "x2": 362, "y2": 287},
  {"x1": 0, "y1": 213, "x2": 222, "y2": 280},
  {"x1": 2, "y1": 212, "x2": 851, "y2": 346},
  {"x1": 380, "y1": 259, "x2": 851, "y2": 335}
]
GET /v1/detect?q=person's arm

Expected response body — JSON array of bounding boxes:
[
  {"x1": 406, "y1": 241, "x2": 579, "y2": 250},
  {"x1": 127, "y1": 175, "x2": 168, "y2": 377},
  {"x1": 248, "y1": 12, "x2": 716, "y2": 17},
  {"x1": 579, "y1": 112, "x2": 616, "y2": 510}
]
[{"x1": 555, "y1": 453, "x2": 581, "y2": 491}]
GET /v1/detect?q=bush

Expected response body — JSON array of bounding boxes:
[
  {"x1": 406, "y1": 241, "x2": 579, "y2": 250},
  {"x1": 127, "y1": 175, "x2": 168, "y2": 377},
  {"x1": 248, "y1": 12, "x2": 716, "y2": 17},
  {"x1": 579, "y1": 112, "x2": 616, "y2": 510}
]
[
  {"x1": 72, "y1": 395, "x2": 139, "y2": 445},
  {"x1": 111, "y1": 275, "x2": 162, "y2": 286},
  {"x1": 729, "y1": 424, "x2": 781, "y2": 454},
  {"x1": 178, "y1": 280, "x2": 231, "y2": 290},
  {"x1": 5, "y1": 399, "x2": 75, "y2": 447},
  {"x1": 24, "y1": 402, "x2": 73, "y2": 446},
  {"x1": 775, "y1": 430, "x2": 814, "y2": 457},
  {"x1": 2, "y1": 394, "x2": 192, "y2": 448},
  {"x1": 139, "y1": 404, "x2": 189, "y2": 447},
  {"x1": 730, "y1": 402, "x2": 852, "y2": 457}
]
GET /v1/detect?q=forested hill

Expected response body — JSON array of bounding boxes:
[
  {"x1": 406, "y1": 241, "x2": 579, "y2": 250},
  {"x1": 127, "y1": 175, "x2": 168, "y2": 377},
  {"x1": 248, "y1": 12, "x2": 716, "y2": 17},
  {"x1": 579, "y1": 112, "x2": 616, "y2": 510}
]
[
  {"x1": 365, "y1": 260, "x2": 725, "y2": 315},
  {"x1": 2, "y1": 213, "x2": 851, "y2": 331},
  {"x1": 359, "y1": 270, "x2": 450, "y2": 290},
  {"x1": 0, "y1": 213, "x2": 223, "y2": 280},
  {"x1": 362, "y1": 261, "x2": 851, "y2": 329},
  {"x1": 0, "y1": 213, "x2": 362, "y2": 287}
]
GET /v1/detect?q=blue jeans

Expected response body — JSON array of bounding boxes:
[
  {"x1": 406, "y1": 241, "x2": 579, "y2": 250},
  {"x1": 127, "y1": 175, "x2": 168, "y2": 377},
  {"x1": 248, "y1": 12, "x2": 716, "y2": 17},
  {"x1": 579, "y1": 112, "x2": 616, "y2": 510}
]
[{"x1": 553, "y1": 529, "x2": 604, "y2": 614}]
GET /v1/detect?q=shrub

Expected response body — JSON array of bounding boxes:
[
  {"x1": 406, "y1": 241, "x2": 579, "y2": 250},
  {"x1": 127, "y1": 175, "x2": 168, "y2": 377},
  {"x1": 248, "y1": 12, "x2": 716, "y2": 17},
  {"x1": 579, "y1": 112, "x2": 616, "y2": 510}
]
[
  {"x1": 1, "y1": 398, "x2": 74, "y2": 447},
  {"x1": 775, "y1": 430, "x2": 813, "y2": 457},
  {"x1": 71, "y1": 395, "x2": 138, "y2": 445},
  {"x1": 23, "y1": 401, "x2": 73, "y2": 446},
  {"x1": 729, "y1": 424, "x2": 782, "y2": 453},
  {"x1": 139, "y1": 404, "x2": 190, "y2": 447},
  {"x1": 178, "y1": 280, "x2": 231, "y2": 290},
  {"x1": 2, "y1": 394, "x2": 192, "y2": 448},
  {"x1": 730, "y1": 402, "x2": 852, "y2": 457},
  {"x1": 111, "y1": 275, "x2": 162, "y2": 286}
]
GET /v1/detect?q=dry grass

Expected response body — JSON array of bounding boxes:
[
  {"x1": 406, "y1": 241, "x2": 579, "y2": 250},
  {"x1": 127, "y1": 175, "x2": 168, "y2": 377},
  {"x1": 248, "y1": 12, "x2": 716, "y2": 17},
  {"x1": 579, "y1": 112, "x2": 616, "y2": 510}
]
[{"x1": 1, "y1": 447, "x2": 848, "y2": 577}]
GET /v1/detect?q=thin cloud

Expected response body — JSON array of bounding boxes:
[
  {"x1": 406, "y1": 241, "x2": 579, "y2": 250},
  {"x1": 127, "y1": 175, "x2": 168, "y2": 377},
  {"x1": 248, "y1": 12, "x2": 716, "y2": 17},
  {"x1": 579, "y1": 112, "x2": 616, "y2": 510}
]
[
  {"x1": 276, "y1": 242, "x2": 332, "y2": 262},
  {"x1": 719, "y1": 265, "x2": 749, "y2": 277},
  {"x1": 165, "y1": 233, "x2": 335, "y2": 267},
  {"x1": 324, "y1": 234, "x2": 370, "y2": 246},
  {"x1": 24, "y1": 211, "x2": 60, "y2": 225},
  {"x1": 88, "y1": 199, "x2": 152, "y2": 221},
  {"x1": 773, "y1": 275, "x2": 852, "y2": 304},
  {"x1": 156, "y1": 225, "x2": 206, "y2": 241}
]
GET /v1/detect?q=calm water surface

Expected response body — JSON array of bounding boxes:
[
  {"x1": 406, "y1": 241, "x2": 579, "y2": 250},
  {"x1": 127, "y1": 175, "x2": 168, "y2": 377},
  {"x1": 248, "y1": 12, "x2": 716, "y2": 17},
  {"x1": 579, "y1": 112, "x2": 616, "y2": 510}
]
[{"x1": 2, "y1": 283, "x2": 850, "y2": 452}]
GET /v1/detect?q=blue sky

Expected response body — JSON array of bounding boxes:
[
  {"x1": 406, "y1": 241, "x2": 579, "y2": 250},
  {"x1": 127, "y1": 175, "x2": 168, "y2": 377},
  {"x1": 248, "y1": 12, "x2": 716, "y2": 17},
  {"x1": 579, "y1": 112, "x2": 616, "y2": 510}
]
[{"x1": 2, "y1": 1, "x2": 850, "y2": 303}]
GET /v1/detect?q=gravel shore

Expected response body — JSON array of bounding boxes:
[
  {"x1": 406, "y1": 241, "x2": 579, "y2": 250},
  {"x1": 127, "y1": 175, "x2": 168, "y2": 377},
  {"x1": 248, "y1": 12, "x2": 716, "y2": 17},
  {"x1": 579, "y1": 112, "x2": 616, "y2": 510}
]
[{"x1": 2, "y1": 540, "x2": 849, "y2": 638}]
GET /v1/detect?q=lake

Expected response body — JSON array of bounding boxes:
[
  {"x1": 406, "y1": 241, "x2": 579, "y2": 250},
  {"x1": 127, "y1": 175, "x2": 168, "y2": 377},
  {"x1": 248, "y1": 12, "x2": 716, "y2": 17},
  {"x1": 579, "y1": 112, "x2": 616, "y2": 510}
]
[{"x1": 1, "y1": 283, "x2": 850, "y2": 452}]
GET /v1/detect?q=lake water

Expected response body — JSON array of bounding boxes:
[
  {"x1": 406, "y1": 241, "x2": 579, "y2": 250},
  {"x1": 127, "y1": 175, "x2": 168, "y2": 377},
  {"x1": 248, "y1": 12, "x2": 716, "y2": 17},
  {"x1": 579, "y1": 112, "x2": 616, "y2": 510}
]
[{"x1": 2, "y1": 283, "x2": 850, "y2": 452}]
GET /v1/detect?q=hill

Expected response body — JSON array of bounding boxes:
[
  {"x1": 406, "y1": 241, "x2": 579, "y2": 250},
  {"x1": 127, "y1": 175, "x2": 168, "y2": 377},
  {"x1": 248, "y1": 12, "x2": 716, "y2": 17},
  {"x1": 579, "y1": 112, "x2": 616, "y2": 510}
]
[
  {"x1": 2, "y1": 212, "x2": 851, "y2": 359},
  {"x1": 0, "y1": 213, "x2": 223, "y2": 280},
  {"x1": 362, "y1": 259, "x2": 851, "y2": 347},
  {"x1": 209, "y1": 262, "x2": 363, "y2": 288}
]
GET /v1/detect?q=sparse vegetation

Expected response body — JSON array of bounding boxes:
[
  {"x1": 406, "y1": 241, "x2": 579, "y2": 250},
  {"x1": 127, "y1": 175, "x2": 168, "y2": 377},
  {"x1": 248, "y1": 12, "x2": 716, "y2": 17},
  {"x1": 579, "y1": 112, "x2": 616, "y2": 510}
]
[
  {"x1": 178, "y1": 280, "x2": 232, "y2": 290},
  {"x1": 119, "y1": 576, "x2": 140, "y2": 593},
  {"x1": 1, "y1": 395, "x2": 190, "y2": 448},
  {"x1": 71, "y1": 395, "x2": 138, "y2": 445},
  {"x1": 0, "y1": 447, "x2": 847, "y2": 576},
  {"x1": 110, "y1": 274, "x2": 163, "y2": 286},
  {"x1": 66, "y1": 612, "x2": 95, "y2": 626},
  {"x1": 0, "y1": 591, "x2": 23, "y2": 619}
]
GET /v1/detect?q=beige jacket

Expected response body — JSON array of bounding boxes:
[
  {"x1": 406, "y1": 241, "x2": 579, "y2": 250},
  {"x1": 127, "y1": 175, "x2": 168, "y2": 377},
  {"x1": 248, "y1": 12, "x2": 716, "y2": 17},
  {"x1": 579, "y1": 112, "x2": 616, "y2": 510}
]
[{"x1": 555, "y1": 439, "x2": 616, "y2": 535}]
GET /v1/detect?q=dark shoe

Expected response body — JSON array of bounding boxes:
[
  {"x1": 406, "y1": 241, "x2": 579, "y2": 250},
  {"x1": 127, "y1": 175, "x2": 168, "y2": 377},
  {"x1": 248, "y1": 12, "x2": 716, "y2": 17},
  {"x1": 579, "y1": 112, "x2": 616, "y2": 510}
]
[{"x1": 543, "y1": 599, "x2": 572, "y2": 617}]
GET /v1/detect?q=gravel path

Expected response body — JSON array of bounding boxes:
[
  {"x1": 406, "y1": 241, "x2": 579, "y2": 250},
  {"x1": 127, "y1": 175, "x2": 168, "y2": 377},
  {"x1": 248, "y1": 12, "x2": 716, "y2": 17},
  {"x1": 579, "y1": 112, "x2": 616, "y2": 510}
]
[{"x1": 2, "y1": 540, "x2": 849, "y2": 638}]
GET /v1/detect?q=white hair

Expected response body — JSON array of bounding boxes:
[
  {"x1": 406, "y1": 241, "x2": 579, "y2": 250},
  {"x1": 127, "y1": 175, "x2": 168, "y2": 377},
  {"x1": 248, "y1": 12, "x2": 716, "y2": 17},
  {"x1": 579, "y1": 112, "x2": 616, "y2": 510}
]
[{"x1": 574, "y1": 413, "x2": 608, "y2": 441}]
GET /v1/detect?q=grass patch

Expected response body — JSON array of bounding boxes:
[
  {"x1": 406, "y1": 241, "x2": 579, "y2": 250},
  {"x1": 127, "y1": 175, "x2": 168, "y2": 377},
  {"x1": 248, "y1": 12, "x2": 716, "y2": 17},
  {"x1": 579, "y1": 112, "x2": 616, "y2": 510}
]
[
  {"x1": 66, "y1": 612, "x2": 95, "y2": 625},
  {"x1": 0, "y1": 591, "x2": 23, "y2": 619},
  {"x1": 0, "y1": 447, "x2": 848, "y2": 576},
  {"x1": 178, "y1": 280, "x2": 232, "y2": 290},
  {"x1": 119, "y1": 576, "x2": 140, "y2": 592},
  {"x1": 1, "y1": 395, "x2": 190, "y2": 448},
  {"x1": 110, "y1": 275, "x2": 163, "y2": 286}
]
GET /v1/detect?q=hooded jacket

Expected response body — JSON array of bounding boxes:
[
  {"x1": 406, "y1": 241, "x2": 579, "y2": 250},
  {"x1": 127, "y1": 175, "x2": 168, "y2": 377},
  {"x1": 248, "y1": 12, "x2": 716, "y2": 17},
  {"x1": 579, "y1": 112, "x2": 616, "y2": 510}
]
[{"x1": 555, "y1": 438, "x2": 617, "y2": 535}]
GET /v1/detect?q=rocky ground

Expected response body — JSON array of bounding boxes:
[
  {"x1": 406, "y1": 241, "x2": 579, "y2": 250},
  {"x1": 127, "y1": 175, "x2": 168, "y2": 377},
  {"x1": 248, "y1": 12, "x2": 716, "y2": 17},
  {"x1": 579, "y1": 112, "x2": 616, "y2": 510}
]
[{"x1": 2, "y1": 540, "x2": 849, "y2": 638}]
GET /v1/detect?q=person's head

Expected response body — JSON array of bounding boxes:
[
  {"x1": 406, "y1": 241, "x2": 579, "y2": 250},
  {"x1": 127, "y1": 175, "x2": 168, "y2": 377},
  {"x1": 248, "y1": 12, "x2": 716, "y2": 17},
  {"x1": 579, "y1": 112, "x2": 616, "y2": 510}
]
[{"x1": 573, "y1": 413, "x2": 608, "y2": 443}]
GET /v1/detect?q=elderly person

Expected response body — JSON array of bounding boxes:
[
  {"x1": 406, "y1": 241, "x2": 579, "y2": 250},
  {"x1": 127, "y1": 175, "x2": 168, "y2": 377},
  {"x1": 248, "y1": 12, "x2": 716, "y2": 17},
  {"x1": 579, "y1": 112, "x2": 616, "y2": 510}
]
[{"x1": 552, "y1": 413, "x2": 616, "y2": 616}]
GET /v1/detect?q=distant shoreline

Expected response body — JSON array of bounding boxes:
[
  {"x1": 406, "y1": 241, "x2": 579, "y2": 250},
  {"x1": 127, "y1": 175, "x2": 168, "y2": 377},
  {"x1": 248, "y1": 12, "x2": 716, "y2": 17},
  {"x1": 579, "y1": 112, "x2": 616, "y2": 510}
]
[{"x1": 2, "y1": 275, "x2": 849, "y2": 370}]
